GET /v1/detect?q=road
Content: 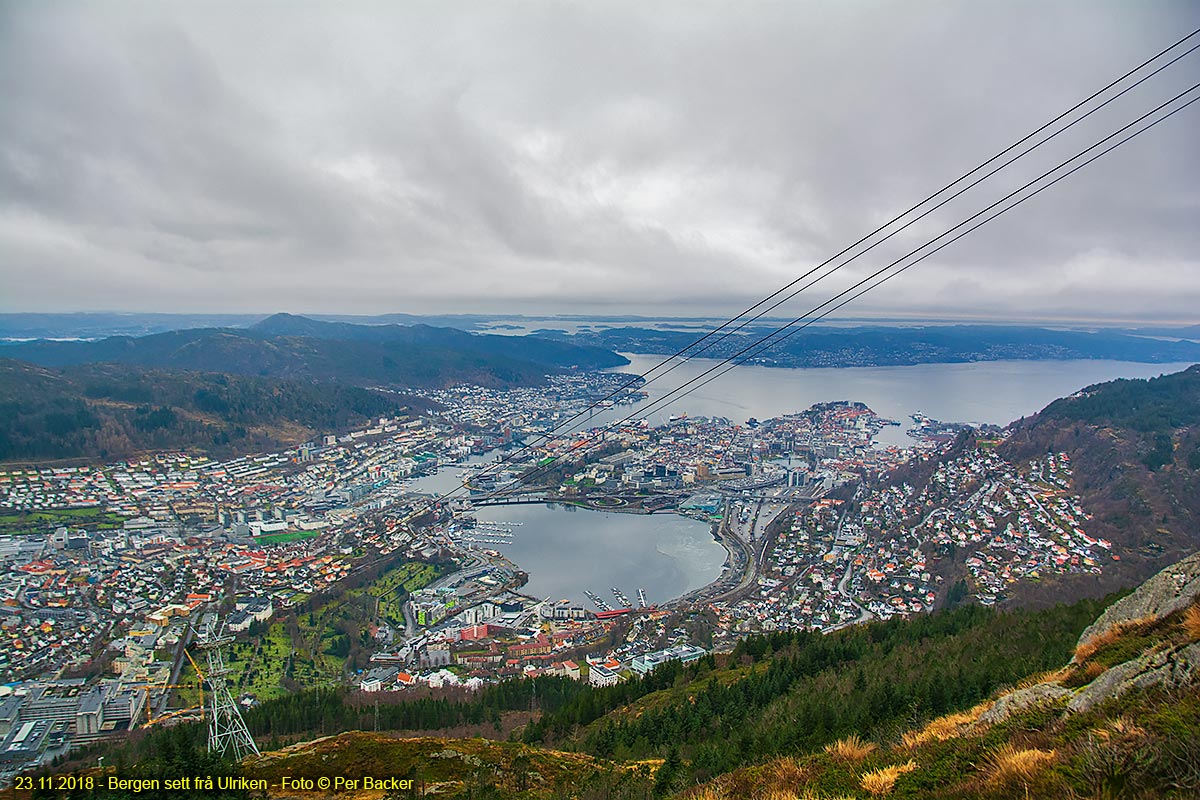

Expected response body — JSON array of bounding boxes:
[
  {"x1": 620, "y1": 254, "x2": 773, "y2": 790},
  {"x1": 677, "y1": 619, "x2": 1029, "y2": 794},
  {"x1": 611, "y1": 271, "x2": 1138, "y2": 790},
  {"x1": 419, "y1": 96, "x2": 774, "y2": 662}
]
[
  {"x1": 836, "y1": 561, "x2": 872, "y2": 625},
  {"x1": 665, "y1": 501, "x2": 754, "y2": 607},
  {"x1": 689, "y1": 498, "x2": 790, "y2": 606},
  {"x1": 832, "y1": 485, "x2": 871, "y2": 625}
]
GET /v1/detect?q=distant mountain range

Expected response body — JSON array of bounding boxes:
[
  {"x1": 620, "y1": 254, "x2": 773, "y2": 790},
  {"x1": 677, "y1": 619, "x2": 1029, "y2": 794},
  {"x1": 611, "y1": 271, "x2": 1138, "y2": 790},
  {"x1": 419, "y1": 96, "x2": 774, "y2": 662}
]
[
  {"x1": 0, "y1": 313, "x2": 629, "y2": 389},
  {"x1": 0, "y1": 359, "x2": 430, "y2": 464},
  {"x1": 541, "y1": 323, "x2": 1200, "y2": 365},
  {"x1": 0, "y1": 311, "x2": 500, "y2": 338},
  {"x1": 5, "y1": 311, "x2": 1198, "y2": 346}
]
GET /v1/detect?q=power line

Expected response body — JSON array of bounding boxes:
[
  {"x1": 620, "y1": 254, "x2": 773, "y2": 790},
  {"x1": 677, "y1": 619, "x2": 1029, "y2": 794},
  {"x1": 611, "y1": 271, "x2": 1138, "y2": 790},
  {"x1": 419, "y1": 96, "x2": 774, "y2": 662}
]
[
  {"x1": 401, "y1": 31, "x2": 1200, "y2": 522},
  {"x1": 414, "y1": 28, "x2": 1200, "y2": 501},
  {"x1": 471, "y1": 81, "x2": 1200, "y2": 500},
  {"x1": 624, "y1": 38, "x2": 1200, "y2": 361},
  {"x1": 622, "y1": 92, "x2": 1200, "y2": 433},
  {"x1": 617, "y1": 81, "x2": 1200, "y2": 425}
]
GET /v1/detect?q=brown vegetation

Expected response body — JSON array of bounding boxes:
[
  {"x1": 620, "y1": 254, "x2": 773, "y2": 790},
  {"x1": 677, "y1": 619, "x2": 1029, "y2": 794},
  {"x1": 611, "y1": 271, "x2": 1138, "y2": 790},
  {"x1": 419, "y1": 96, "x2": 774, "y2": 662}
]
[
  {"x1": 981, "y1": 743, "x2": 1057, "y2": 789},
  {"x1": 1063, "y1": 660, "x2": 1109, "y2": 689},
  {"x1": 1091, "y1": 715, "x2": 1148, "y2": 745},
  {"x1": 689, "y1": 788, "x2": 854, "y2": 800},
  {"x1": 859, "y1": 760, "x2": 916, "y2": 796},
  {"x1": 1074, "y1": 614, "x2": 1157, "y2": 662},
  {"x1": 900, "y1": 701, "x2": 991, "y2": 749},
  {"x1": 683, "y1": 756, "x2": 811, "y2": 800},
  {"x1": 1015, "y1": 666, "x2": 1071, "y2": 690},
  {"x1": 822, "y1": 734, "x2": 876, "y2": 761},
  {"x1": 765, "y1": 756, "x2": 807, "y2": 789},
  {"x1": 1182, "y1": 602, "x2": 1200, "y2": 642}
]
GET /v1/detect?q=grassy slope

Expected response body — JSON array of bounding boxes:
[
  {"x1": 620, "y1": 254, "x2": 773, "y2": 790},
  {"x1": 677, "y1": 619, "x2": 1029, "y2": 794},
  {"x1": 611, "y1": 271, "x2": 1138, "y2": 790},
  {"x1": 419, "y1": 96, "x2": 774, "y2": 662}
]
[
  {"x1": 524, "y1": 599, "x2": 1107, "y2": 772},
  {"x1": 683, "y1": 599, "x2": 1200, "y2": 800},
  {"x1": 247, "y1": 732, "x2": 622, "y2": 797},
  {"x1": 62, "y1": 587, "x2": 1198, "y2": 800}
]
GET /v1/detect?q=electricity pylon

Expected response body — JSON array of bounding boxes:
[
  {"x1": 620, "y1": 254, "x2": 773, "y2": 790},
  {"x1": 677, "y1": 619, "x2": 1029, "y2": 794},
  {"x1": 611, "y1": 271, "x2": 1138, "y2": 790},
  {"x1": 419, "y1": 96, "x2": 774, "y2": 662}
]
[{"x1": 189, "y1": 621, "x2": 260, "y2": 760}]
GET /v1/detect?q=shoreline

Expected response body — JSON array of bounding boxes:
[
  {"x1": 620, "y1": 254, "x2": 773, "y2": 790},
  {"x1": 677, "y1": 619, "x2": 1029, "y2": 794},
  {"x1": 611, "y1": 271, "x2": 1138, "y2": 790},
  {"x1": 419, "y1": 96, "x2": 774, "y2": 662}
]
[{"x1": 463, "y1": 500, "x2": 730, "y2": 610}]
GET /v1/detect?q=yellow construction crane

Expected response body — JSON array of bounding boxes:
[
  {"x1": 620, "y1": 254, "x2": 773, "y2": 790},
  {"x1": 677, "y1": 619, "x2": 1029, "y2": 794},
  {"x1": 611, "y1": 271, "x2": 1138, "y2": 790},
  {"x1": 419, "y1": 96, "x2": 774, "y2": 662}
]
[
  {"x1": 136, "y1": 682, "x2": 199, "y2": 726},
  {"x1": 183, "y1": 648, "x2": 208, "y2": 712},
  {"x1": 135, "y1": 650, "x2": 208, "y2": 727},
  {"x1": 144, "y1": 706, "x2": 204, "y2": 728}
]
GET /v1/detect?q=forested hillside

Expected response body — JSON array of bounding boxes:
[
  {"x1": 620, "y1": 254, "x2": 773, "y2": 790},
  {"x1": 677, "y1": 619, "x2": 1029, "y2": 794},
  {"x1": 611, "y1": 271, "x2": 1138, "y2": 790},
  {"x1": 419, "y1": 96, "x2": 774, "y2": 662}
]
[
  {"x1": 1001, "y1": 364, "x2": 1200, "y2": 600},
  {"x1": 526, "y1": 599, "x2": 1108, "y2": 779},
  {"x1": 0, "y1": 359, "x2": 425, "y2": 464},
  {"x1": 0, "y1": 314, "x2": 627, "y2": 389},
  {"x1": 60, "y1": 588, "x2": 1183, "y2": 800},
  {"x1": 42, "y1": 556, "x2": 1200, "y2": 799}
]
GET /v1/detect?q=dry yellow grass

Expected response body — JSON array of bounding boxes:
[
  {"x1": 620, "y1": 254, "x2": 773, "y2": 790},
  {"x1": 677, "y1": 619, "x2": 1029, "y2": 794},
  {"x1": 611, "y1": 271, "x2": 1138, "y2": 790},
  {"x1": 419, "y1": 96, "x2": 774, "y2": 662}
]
[
  {"x1": 765, "y1": 756, "x2": 807, "y2": 788},
  {"x1": 683, "y1": 758, "x2": 808, "y2": 800},
  {"x1": 859, "y1": 760, "x2": 917, "y2": 796},
  {"x1": 1182, "y1": 603, "x2": 1200, "y2": 642},
  {"x1": 823, "y1": 734, "x2": 876, "y2": 761},
  {"x1": 1016, "y1": 666, "x2": 1072, "y2": 690},
  {"x1": 691, "y1": 787, "x2": 855, "y2": 800},
  {"x1": 1074, "y1": 615, "x2": 1157, "y2": 662},
  {"x1": 900, "y1": 700, "x2": 993, "y2": 748},
  {"x1": 1092, "y1": 715, "x2": 1148, "y2": 744},
  {"x1": 901, "y1": 713, "x2": 973, "y2": 749},
  {"x1": 1073, "y1": 660, "x2": 1108, "y2": 684},
  {"x1": 982, "y1": 743, "x2": 1056, "y2": 788}
]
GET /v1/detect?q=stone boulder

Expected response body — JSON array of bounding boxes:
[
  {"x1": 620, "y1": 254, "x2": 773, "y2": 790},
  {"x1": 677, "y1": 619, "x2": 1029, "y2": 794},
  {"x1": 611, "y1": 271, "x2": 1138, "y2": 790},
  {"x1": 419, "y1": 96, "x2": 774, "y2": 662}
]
[
  {"x1": 971, "y1": 684, "x2": 1071, "y2": 730},
  {"x1": 1068, "y1": 642, "x2": 1200, "y2": 714},
  {"x1": 1075, "y1": 551, "x2": 1200, "y2": 655}
]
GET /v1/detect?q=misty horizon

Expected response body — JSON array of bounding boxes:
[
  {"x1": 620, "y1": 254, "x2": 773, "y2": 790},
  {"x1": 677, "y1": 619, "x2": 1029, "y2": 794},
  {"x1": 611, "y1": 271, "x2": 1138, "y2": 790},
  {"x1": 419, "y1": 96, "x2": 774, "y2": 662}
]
[{"x1": 3, "y1": 2, "x2": 1199, "y2": 321}]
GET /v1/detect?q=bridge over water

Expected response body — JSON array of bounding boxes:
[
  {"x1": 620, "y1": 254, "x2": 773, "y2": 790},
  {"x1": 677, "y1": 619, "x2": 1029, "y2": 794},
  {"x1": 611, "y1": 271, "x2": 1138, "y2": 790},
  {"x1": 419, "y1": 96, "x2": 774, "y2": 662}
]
[{"x1": 469, "y1": 492, "x2": 551, "y2": 507}]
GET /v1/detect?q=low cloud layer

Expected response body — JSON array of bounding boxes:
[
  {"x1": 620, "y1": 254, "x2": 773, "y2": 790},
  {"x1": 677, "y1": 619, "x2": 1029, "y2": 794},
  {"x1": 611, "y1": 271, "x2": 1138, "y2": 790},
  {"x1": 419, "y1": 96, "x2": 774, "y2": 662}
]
[{"x1": 2, "y1": 1, "x2": 1198, "y2": 322}]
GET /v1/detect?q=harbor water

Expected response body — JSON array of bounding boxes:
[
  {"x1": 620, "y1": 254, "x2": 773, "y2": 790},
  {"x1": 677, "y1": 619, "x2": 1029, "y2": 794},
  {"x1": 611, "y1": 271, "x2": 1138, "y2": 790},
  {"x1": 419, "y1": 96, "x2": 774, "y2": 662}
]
[{"x1": 413, "y1": 358, "x2": 1195, "y2": 603}]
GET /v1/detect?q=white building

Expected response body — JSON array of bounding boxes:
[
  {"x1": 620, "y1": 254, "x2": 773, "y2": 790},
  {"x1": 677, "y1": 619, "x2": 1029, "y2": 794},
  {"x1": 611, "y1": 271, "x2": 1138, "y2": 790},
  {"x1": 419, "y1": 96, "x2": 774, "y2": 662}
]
[{"x1": 588, "y1": 663, "x2": 620, "y2": 687}]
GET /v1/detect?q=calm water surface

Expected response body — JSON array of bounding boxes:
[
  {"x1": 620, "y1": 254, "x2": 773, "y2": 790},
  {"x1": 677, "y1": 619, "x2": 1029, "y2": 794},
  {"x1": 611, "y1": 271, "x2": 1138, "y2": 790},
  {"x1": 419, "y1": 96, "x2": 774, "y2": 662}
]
[
  {"x1": 409, "y1": 459, "x2": 726, "y2": 608},
  {"x1": 413, "y1": 358, "x2": 1194, "y2": 601},
  {"x1": 472, "y1": 505, "x2": 723, "y2": 608},
  {"x1": 596, "y1": 357, "x2": 1195, "y2": 447}
]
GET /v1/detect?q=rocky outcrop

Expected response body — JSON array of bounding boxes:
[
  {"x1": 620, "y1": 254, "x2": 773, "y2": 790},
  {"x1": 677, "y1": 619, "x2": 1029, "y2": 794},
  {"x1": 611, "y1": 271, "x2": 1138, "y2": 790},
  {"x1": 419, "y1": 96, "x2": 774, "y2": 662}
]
[
  {"x1": 1075, "y1": 551, "x2": 1200, "y2": 653},
  {"x1": 974, "y1": 684, "x2": 1070, "y2": 729},
  {"x1": 1068, "y1": 642, "x2": 1200, "y2": 714},
  {"x1": 970, "y1": 551, "x2": 1200, "y2": 729},
  {"x1": 970, "y1": 684, "x2": 1070, "y2": 730}
]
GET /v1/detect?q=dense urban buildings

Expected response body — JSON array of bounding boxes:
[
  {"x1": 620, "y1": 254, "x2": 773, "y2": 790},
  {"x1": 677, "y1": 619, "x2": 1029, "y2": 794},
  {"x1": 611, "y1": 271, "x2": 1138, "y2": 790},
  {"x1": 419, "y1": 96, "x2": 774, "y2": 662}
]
[{"x1": 0, "y1": 370, "x2": 1111, "y2": 777}]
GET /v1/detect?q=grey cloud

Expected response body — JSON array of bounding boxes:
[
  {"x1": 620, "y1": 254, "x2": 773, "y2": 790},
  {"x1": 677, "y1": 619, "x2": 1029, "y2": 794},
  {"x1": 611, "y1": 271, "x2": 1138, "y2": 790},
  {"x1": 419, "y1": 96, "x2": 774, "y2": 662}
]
[{"x1": 1, "y1": 0, "x2": 1198, "y2": 320}]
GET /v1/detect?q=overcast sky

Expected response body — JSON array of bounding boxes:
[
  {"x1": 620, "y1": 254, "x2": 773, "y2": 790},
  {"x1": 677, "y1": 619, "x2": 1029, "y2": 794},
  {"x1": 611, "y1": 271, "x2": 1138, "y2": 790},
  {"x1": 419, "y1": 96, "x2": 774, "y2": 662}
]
[{"x1": 2, "y1": 1, "x2": 1198, "y2": 323}]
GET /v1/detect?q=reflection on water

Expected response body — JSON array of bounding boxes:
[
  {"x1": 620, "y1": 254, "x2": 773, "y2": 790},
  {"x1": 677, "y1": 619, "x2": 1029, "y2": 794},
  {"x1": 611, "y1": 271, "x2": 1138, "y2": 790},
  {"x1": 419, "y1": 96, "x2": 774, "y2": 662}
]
[
  {"x1": 440, "y1": 503, "x2": 725, "y2": 608},
  {"x1": 588, "y1": 357, "x2": 1195, "y2": 446},
  {"x1": 405, "y1": 358, "x2": 1194, "y2": 603}
]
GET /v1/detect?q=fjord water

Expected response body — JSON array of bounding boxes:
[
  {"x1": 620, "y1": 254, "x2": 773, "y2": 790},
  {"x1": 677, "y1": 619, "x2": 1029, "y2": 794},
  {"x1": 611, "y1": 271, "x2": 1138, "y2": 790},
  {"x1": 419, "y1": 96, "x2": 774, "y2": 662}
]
[
  {"x1": 472, "y1": 504, "x2": 723, "y2": 608},
  {"x1": 409, "y1": 461, "x2": 726, "y2": 608},
  {"x1": 416, "y1": 358, "x2": 1194, "y2": 605},
  {"x1": 597, "y1": 356, "x2": 1196, "y2": 447}
]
